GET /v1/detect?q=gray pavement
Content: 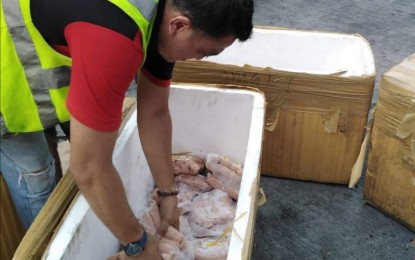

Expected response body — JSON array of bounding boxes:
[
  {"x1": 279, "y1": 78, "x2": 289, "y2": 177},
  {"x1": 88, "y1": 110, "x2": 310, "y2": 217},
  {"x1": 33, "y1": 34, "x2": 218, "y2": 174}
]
[{"x1": 251, "y1": 1, "x2": 415, "y2": 259}]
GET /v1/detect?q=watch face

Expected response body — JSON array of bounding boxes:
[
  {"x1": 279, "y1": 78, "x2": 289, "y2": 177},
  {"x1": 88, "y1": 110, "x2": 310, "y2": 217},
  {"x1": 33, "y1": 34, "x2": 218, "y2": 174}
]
[{"x1": 126, "y1": 243, "x2": 143, "y2": 256}]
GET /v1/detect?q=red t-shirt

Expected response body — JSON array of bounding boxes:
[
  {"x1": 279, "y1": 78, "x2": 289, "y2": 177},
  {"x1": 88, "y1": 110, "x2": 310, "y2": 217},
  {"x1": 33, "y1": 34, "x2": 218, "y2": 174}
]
[{"x1": 65, "y1": 22, "x2": 145, "y2": 131}]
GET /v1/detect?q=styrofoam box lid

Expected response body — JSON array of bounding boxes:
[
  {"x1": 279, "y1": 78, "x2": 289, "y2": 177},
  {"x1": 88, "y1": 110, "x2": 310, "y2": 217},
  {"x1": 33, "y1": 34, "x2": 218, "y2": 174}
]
[
  {"x1": 42, "y1": 84, "x2": 266, "y2": 260},
  {"x1": 204, "y1": 28, "x2": 375, "y2": 77}
]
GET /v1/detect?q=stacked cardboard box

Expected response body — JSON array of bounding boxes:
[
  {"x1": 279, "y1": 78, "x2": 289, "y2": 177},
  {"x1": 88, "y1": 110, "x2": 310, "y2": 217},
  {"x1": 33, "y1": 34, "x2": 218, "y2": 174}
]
[
  {"x1": 364, "y1": 54, "x2": 415, "y2": 231},
  {"x1": 173, "y1": 27, "x2": 376, "y2": 184}
]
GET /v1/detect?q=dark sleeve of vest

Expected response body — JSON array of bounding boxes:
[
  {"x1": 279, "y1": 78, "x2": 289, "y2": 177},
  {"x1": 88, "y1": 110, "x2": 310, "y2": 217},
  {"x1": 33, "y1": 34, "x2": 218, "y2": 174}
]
[
  {"x1": 142, "y1": 44, "x2": 175, "y2": 81},
  {"x1": 142, "y1": 0, "x2": 174, "y2": 81}
]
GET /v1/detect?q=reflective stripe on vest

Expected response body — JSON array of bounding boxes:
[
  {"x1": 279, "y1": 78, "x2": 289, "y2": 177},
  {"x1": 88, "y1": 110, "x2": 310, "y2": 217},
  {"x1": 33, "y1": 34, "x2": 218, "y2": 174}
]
[
  {"x1": 109, "y1": 0, "x2": 158, "y2": 59},
  {"x1": 131, "y1": 0, "x2": 157, "y2": 21},
  {"x1": 1, "y1": 0, "x2": 157, "y2": 135},
  {"x1": 2, "y1": 0, "x2": 71, "y2": 133}
]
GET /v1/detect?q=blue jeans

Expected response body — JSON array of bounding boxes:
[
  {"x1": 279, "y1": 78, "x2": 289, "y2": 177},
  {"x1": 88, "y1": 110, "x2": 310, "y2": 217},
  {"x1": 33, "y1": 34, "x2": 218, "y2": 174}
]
[{"x1": 1, "y1": 132, "x2": 57, "y2": 230}]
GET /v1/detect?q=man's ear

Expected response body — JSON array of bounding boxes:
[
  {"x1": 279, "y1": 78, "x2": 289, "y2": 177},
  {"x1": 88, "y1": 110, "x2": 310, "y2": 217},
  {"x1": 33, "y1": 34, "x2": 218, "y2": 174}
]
[{"x1": 168, "y1": 15, "x2": 192, "y2": 37}]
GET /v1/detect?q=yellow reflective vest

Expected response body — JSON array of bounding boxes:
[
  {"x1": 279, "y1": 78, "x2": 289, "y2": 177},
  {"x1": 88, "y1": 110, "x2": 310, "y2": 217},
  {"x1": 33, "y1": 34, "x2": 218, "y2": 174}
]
[{"x1": 0, "y1": 0, "x2": 157, "y2": 135}]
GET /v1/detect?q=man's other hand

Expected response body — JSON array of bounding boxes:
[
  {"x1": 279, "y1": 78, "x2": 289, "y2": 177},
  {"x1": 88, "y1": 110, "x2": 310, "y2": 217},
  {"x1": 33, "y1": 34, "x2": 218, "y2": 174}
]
[{"x1": 158, "y1": 196, "x2": 180, "y2": 235}]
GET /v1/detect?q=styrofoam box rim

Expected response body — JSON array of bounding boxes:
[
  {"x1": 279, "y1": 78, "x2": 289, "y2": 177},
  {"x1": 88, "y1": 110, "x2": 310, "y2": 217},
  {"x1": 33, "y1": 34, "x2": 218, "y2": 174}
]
[{"x1": 203, "y1": 27, "x2": 376, "y2": 77}]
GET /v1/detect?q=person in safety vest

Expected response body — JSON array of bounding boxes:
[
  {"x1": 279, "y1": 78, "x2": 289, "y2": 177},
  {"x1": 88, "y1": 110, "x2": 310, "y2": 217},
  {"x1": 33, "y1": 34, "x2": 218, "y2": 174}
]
[{"x1": 1, "y1": 0, "x2": 253, "y2": 258}]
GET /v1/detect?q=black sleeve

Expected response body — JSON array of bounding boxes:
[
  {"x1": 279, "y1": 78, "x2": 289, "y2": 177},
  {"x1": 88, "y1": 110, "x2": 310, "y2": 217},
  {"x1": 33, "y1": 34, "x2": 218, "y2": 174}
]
[{"x1": 142, "y1": 0, "x2": 175, "y2": 81}]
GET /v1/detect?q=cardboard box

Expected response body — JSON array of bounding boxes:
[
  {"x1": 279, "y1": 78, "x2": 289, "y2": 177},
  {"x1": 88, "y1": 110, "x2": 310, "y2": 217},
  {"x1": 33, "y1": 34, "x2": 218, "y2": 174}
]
[
  {"x1": 0, "y1": 174, "x2": 25, "y2": 260},
  {"x1": 172, "y1": 27, "x2": 376, "y2": 184},
  {"x1": 41, "y1": 84, "x2": 266, "y2": 259},
  {"x1": 364, "y1": 54, "x2": 415, "y2": 231}
]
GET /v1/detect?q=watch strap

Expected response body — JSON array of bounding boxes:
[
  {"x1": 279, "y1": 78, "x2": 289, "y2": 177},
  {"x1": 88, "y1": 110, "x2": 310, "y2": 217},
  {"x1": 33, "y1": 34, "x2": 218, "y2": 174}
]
[{"x1": 122, "y1": 228, "x2": 148, "y2": 256}]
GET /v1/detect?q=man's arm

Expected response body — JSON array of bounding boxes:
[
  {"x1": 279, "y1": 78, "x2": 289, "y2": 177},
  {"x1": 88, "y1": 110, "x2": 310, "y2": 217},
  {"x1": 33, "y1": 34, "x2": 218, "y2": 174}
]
[
  {"x1": 69, "y1": 117, "x2": 144, "y2": 245},
  {"x1": 70, "y1": 117, "x2": 163, "y2": 259},
  {"x1": 136, "y1": 71, "x2": 180, "y2": 233}
]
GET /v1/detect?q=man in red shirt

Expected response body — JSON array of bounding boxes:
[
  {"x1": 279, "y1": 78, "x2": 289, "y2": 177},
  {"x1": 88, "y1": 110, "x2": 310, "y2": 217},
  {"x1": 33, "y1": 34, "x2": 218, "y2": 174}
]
[{"x1": 1, "y1": 0, "x2": 253, "y2": 258}]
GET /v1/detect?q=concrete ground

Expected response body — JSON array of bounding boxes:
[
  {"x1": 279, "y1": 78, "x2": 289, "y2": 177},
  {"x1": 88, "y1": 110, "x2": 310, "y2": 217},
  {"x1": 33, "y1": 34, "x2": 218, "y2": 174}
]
[{"x1": 251, "y1": 1, "x2": 415, "y2": 260}]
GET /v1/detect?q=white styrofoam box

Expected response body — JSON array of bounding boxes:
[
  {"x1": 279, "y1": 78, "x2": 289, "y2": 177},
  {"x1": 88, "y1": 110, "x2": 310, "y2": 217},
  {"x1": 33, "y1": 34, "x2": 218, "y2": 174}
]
[{"x1": 42, "y1": 84, "x2": 266, "y2": 260}]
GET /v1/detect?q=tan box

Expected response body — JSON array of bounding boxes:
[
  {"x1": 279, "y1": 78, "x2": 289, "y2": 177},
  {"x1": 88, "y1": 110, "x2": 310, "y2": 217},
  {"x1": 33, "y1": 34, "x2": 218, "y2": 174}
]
[
  {"x1": 172, "y1": 27, "x2": 376, "y2": 184},
  {"x1": 0, "y1": 174, "x2": 25, "y2": 260},
  {"x1": 364, "y1": 54, "x2": 415, "y2": 231}
]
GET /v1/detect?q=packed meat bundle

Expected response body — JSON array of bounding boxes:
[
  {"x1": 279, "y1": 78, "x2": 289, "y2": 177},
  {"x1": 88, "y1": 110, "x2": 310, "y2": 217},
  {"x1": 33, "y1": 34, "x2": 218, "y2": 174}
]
[
  {"x1": 205, "y1": 153, "x2": 242, "y2": 201},
  {"x1": 205, "y1": 153, "x2": 243, "y2": 176},
  {"x1": 138, "y1": 153, "x2": 243, "y2": 259},
  {"x1": 172, "y1": 154, "x2": 205, "y2": 176},
  {"x1": 172, "y1": 153, "x2": 243, "y2": 201}
]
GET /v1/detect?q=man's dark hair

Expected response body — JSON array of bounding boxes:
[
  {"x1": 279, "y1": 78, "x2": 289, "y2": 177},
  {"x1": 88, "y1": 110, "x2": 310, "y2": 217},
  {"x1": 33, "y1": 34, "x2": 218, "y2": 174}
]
[{"x1": 170, "y1": 0, "x2": 254, "y2": 41}]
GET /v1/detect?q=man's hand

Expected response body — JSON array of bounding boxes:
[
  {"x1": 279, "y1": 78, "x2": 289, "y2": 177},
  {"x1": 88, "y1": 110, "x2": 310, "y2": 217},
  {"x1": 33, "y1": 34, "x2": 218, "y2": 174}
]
[
  {"x1": 107, "y1": 234, "x2": 162, "y2": 260},
  {"x1": 158, "y1": 196, "x2": 180, "y2": 235}
]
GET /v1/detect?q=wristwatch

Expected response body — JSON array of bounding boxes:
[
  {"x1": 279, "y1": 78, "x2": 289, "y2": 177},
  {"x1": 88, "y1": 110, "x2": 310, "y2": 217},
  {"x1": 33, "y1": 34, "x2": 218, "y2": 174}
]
[{"x1": 121, "y1": 229, "x2": 148, "y2": 257}]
